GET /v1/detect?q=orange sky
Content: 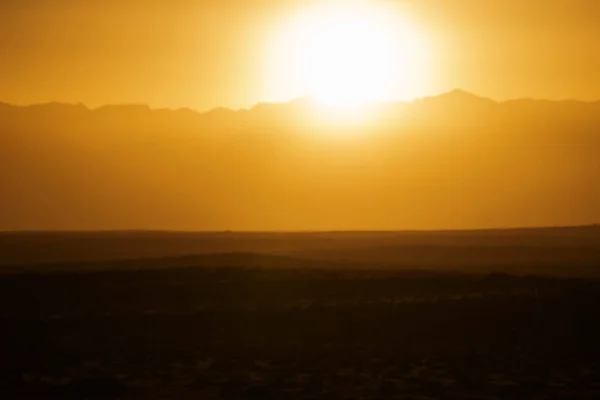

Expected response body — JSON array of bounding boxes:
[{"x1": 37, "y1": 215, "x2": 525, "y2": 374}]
[{"x1": 1, "y1": 0, "x2": 600, "y2": 110}]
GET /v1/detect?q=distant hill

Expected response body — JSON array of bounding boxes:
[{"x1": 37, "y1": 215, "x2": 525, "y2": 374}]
[
  {"x1": 1, "y1": 91, "x2": 599, "y2": 230},
  {"x1": 1, "y1": 227, "x2": 599, "y2": 278}
]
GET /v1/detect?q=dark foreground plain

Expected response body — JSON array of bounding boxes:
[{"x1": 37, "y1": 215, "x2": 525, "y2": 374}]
[{"x1": 1, "y1": 228, "x2": 600, "y2": 399}]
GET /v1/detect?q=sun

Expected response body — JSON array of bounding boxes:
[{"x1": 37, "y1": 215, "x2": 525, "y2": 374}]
[
  {"x1": 266, "y1": 0, "x2": 431, "y2": 107},
  {"x1": 298, "y1": 2, "x2": 398, "y2": 106}
]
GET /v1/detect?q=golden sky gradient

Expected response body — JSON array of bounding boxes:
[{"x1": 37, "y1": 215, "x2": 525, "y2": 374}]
[{"x1": 1, "y1": 0, "x2": 600, "y2": 110}]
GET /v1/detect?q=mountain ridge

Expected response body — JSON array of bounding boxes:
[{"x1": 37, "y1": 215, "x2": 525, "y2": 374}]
[
  {"x1": 1, "y1": 90, "x2": 599, "y2": 231},
  {"x1": 3, "y1": 89, "x2": 600, "y2": 115}
]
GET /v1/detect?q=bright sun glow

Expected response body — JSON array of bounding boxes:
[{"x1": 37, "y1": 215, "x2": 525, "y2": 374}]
[{"x1": 267, "y1": 0, "x2": 432, "y2": 108}]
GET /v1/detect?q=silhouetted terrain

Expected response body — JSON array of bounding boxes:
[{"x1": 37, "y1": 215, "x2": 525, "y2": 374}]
[
  {"x1": 2, "y1": 91, "x2": 600, "y2": 398},
  {"x1": 2, "y1": 92, "x2": 600, "y2": 230},
  {"x1": 1, "y1": 229, "x2": 600, "y2": 398},
  {"x1": 2, "y1": 226, "x2": 600, "y2": 276}
]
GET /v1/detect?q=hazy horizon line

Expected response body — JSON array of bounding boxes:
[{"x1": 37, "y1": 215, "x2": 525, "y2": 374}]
[
  {"x1": 3, "y1": 89, "x2": 600, "y2": 114},
  {"x1": 2, "y1": 223, "x2": 599, "y2": 235}
]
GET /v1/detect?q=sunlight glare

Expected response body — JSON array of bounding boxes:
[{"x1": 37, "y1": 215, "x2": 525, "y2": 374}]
[{"x1": 267, "y1": 0, "x2": 431, "y2": 108}]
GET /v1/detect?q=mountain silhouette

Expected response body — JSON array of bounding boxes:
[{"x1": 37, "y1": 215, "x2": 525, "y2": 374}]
[
  {"x1": 1, "y1": 91, "x2": 599, "y2": 230},
  {"x1": 416, "y1": 89, "x2": 495, "y2": 106}
]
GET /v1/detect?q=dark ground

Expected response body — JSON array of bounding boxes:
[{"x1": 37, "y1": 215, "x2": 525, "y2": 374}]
[{"x1": 1, "y1": 229, "x2": 600, "y2": 399}]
